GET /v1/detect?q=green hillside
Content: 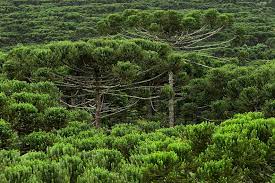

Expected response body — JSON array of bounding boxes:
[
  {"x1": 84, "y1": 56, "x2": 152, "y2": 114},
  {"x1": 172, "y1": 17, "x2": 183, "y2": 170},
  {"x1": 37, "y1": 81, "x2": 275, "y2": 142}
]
[
  {"x1": 0, "y1": 0, "x2": 274, "y2": 182},
  {"x1": 0, "y1": 0, "x2": 274, "y2": 50}
]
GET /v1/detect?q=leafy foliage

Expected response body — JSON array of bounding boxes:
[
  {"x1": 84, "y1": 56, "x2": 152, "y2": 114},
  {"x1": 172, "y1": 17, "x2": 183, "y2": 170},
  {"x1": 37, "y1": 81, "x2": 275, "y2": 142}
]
[
  {"x1": 0, "y1": 0, "x2": 274, "y2": 182},
  {"x1": 0, "y1": 113, "x2": 273, "y2": 182}
]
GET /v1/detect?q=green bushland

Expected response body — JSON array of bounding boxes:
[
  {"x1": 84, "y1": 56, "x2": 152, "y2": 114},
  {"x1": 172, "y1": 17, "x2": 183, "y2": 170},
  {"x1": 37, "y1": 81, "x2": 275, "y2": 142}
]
[
  {"x1": 0, "y1": 0, "x2": 273, "y2": 52},
  {"x1": 0, "y1": 79, "x2": 91, "y2": 135},
  {"x1": 0, "y1": 112, "x2": 274, "y2": 183},
  {"x1": 0, "y1": 0, "x2": 274, "y2": 182}
]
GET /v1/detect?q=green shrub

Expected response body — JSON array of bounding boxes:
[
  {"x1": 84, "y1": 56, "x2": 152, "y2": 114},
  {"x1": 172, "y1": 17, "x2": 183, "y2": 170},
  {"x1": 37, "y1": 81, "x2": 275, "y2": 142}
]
[
  {"x1": 167, "y1": 141, "x2": 192, "y2": 161},
  {"x1": 262, "y1": 100, "x2": 275, "y2": 117},
  {"x1": 136, "y1": 120, "x2": 161, "y2": 133},
  {"x1": 131, "y1": 151, "x2": 179, "y2": 182},
  {"x1": 197, "y1": 159, "x2": 233, "y2": 182},
  {"x1": 112, "y1": 133, "x2": 144, "y2": 157},
  {"x1": 0, "y1": 80, "x2": 29, "y2": 95},
  {"x1": 267, "y1": 129, "x2": 274, "y2": 166},
  {"x1": 133, "y1": 136, "x2": 174, "y2": 155},
  {"x1": 198, "y1": 113, "x2": 274, "y2": 182},
  {"x1": 0, "y1": 112, "x2": 273, "y2": 182},
  {"x1": 76, "y1": 129, "x2": 105, "y2": 139},
  {"x1": 59, "y1": 155, "x2": 84, "y2": 183},
  {"x1": 3, "y1": 164, "x2": 33, "y2": 183},
  {"x1": 0, "y1": 150, "x2": 20, "y2": 170},
  {"x1": 20, "y1": 151, "x2": 47, "y2": 161},
  {"x1": 47, "y1": 143, "x2": 77, "y2": 159},
  {"x1": 29, "y1": 82, "x2": 60, "y2": 99},
  {"x1": 31, "y1": 160, "x2": 69, "y2": 183},
  {"x1": 0, "y1": 92, "x2": 9, "y2": 117},
  {"x1": 21, "y1": 131, "x2": 56, "y2": 152},
  {"x1": 8, "y1": 103, "x2": 39, "y2": 134},
  {"x1": 183, "y1": 122, "x2": 216, "y2": 154},
  {"x1": 43, "y1": 107, "x2": 69, "y2": 131},
  {"x1": 220, "y1": 113, "x2": 273, "y2": 143},
  {"x1": 156, "y1": 127, "x2": 181, "y2": 137},
  {"x1": 72, "y1": 136, "x2": 107, "y2": 151},
  {"x1": 80, "y1": 149, "x2": 124, "y2": 171},
  {"x1": 56, "y1": 121, "x2": 91, "y2": 138},
  {"x1": 119, "y1": 164, "x2": 143, "y2": 183},
  {"x1": 0, "y1": 119, "x2": 17, "y2": 149},
  {"x1": 111, "y1": 124, "x2": 141, "y2": 137},
  {"x1": 68, "y1": 109, "x2": 92, "y2": 123},
  {"x1": 11, "y1": 92, "x2": 56, "y2": 111},
  {"x1": 77, "y1": 167, "x2": 124, "y2": 183}
]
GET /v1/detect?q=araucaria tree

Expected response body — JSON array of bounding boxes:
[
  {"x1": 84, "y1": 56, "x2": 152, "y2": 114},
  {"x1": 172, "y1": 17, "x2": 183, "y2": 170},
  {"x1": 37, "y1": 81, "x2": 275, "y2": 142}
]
[
  {"x1": 98, "y1": 9, "x2": 234, "y2": 126},
  {"x1": 4, "y1": 39, "x2": 172, "y2": 127}
]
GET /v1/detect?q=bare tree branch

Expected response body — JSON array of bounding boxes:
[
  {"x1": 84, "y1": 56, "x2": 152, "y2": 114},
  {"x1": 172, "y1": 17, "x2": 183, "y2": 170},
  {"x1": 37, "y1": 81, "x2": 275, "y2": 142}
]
[
  {"x1": 60, "y1": 99, "x2": 96, "y2": 110},
  {"x1": 101, "y1": 100, "x2": 140, "y2": 119},
  {"x1": 104, "y1": 92, "x2": 160, "y2": 100}
]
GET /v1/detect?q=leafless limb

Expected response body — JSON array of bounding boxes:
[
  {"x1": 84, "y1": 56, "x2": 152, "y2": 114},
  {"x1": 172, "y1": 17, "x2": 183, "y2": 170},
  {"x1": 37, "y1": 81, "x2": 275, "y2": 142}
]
[
  {"x1": 60, "y1": 99, "x2": 96, "y2": 110},
  {"x1": 180, "y1": 37, "x2": 236, "y2": 50},
  {"x1": 121, "y1": 25, "x2": 235, "y2": 51},
  {"x1": 184, "y1": 59, "x2": 214, "y2": 69},
  {"x1": 150, "y1": 99, "x2": 158, "y2": 113},
  {"x1": 101, "y1": 100, "x2": 140, "y2": 119},
  {"x1": 102, "y1": 92, "x2": 160, "y2": 100}
]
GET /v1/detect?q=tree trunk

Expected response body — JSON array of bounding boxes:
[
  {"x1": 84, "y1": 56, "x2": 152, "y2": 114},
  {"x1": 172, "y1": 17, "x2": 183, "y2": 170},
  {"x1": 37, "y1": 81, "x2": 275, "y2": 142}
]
[
  {"x1": 169, "y1": 71, "x2": 175, "y2": 127},
  {"x1": 95, "y1": 86, "x2": 101, "y2": 128},
  {"x1": 147, "y1": 100, "x2": 153, "y2": 119},
  {"x1": 147, "y1": 89, "x2": 153, "y2": 118},
  {"x1": 70, "y1": 91, "x2": 76, "y2": 106}
]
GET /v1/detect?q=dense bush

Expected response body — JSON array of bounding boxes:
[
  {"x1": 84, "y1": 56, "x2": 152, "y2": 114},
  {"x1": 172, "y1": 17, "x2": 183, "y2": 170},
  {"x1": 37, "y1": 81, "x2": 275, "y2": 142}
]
[
  {"x1": 0, "y1": 80, "x2": 84, "y2": 134},
  {"x1": 21, "y1": 131, "x2": 56, "y2": 152},
  {"x1": 180, "y1": 60, "x2": 275, "y2": 122},
  {"x1": 0, "y1": 113, "x2": 273, "y2": 182},
  {"x1": 0, "y1": 119, "x2": 17, "y2": 149},
  {"x1": 8, "y1": 103, "x2": 39, "y2": 134},
  {"x1": 43, "y1": 107, "x2": 69, "y2": 131}
]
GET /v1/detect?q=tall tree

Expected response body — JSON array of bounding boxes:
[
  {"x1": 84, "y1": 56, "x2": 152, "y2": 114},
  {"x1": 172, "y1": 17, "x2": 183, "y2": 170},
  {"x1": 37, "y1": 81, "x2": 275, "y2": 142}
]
[
  {"x1": 98, "y1": 9, "x2": 234, "y2": 126},
  {"x1": 3, "y1": 39, "x2": 172, "y2": 127}
]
